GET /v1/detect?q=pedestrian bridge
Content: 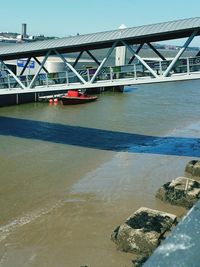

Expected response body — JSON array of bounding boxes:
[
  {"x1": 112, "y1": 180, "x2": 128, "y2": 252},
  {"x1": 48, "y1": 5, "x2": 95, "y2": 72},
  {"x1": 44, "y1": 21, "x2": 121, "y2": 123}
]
[{"x1": 0, "y1": 17, "x2": 200, "y2": 96}]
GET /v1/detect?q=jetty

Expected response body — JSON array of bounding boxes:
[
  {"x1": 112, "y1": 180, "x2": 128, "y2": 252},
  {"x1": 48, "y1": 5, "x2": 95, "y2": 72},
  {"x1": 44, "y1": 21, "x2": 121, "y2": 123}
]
[{"x1": 1, "y1": 17, "x2": 200, "y2": 106}]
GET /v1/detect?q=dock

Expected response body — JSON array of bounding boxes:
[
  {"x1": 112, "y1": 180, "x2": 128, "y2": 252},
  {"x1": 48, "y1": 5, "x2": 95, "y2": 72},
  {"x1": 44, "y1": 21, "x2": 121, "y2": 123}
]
[
  {"x1": 1, "y1": 17, "x2": 200, "y2": 106},
  {"x1": 38, "y1": 93, "x2": 65, "y2": 102}
]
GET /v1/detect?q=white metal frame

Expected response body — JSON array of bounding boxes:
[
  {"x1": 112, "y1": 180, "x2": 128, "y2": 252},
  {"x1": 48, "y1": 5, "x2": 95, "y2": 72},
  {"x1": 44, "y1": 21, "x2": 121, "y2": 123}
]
[
  {"x1": 33, "y1": 57, "x2": 49, "y2": 74},
  {"x1": 0, "y1": 29, "x2": 199, "y2": 92},
  {"x1": 0, "y1": 58, "x2": 26, "y2": 89},
  {"x1": 28, "y1": 50, "x2": 51, "y2": 88},
  {"x1": 89, "y1": 41, "x2": 118, "y2": 83},
  {"x1": 72, "y1": 50, "x2": 100, "y2": 68},
  {"x1": 128, "y1": 43, "x2": 144, "y2": 64},
  {"x1": 121, "y1": 40, "x2": 159, "y2": 78},
  {"x1": 54, "y1": 49, "x2": 87, "y2": 84},
  {"x1": 163, "y1": 30, "x2": 198, "y2": 77}
]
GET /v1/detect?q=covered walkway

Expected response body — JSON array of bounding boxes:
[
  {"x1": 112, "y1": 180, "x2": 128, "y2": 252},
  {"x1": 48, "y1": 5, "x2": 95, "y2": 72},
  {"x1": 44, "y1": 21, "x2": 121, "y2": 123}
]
[{"x1": 0, "y1": 17, "x2": 200, "y2": 93}]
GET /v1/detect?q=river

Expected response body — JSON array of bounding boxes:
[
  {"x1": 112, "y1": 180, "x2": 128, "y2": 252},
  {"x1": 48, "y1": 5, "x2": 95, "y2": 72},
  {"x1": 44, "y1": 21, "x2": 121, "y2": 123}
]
[{"x1": 1, "y1": 80, "x2": 200, "y2": 266}]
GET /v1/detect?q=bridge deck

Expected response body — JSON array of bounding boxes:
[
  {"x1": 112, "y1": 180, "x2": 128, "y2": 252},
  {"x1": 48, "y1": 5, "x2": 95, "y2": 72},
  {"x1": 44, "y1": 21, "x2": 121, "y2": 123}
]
[
  {"x1": 1, "y1": 55, "x2": 200, "y2": 96},
  {"x1": 0, "y1": 17, "x2": 200, "y2": 100},
  {"x1": 1, "y1": 71, "x2": 200, "y2": 97}
]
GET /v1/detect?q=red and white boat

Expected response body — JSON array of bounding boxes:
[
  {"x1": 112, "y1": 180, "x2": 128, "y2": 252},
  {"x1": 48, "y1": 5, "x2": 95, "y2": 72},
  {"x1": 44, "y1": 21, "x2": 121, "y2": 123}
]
[{"x1": 61, "y1": 90, "x2": 97, "y2": 105}]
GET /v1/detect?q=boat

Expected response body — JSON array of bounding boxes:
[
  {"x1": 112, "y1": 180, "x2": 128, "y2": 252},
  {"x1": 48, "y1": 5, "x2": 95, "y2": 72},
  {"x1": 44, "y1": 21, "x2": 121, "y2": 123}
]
[{"x1": 61, "y1": 90, "x2": 97, "y2": 105}]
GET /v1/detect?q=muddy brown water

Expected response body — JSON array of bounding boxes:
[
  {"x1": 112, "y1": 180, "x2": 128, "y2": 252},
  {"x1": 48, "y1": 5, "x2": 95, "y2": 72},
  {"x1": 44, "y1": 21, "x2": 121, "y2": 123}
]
[{"x1": 1, "y1": 81, "x2": 200, "y2": 266}]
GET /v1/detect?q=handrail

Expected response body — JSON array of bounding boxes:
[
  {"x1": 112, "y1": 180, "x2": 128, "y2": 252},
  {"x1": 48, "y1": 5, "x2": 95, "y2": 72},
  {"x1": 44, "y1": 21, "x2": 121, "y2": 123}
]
[{"x1": 1, "y1": 56, "x2": 200, "y2": 89}]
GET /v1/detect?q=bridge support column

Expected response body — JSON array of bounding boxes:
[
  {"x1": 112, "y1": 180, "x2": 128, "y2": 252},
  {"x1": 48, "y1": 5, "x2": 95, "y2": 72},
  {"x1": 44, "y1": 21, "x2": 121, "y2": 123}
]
[{"x1": 163, "y1": 30, "x2": 198, "y2": 77}]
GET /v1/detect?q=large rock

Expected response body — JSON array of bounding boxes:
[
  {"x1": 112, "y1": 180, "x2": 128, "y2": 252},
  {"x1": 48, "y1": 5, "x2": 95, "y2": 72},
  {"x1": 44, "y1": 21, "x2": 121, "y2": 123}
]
[
  {"x1": 111, "y1": 207, "x2": 177, "y2": 256},
  {"x1": 185, "y1": 160, "x2": 200, "y2": 179},
  {"x1": 156, "y1": 177, "x2": 200, "y2": 208}
]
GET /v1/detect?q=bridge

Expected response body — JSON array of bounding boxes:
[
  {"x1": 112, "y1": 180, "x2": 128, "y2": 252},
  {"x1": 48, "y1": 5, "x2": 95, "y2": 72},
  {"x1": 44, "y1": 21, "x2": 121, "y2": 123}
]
[{"x1": 0, "y1": 17, "x2": 200, "y2": 104}]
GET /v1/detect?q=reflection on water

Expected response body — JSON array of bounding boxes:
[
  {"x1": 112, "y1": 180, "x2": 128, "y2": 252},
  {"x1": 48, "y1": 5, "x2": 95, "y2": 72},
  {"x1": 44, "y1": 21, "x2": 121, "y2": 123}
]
[{"x1": 1, "y1": 80, "x2": 200, "y2": 266}]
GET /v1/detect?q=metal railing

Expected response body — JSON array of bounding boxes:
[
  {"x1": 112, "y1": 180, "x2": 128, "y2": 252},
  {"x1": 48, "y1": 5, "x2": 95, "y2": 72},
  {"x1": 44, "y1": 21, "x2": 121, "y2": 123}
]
[{"x1": 1, "y1": 56, "x2": 200, "y2": 89}]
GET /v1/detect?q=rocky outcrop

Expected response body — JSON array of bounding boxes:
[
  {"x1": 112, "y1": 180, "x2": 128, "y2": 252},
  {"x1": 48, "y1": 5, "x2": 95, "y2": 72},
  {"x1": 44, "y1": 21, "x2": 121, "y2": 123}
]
[
  {"x1": 156, "y1": 177, "x2": 200, "y2": 208},
  {"x1": 185, "y1": 160, "x2": 200, "y2": 179},
  {"x1": 111, "y1": 207, "x2": 177, "y2": 256}
]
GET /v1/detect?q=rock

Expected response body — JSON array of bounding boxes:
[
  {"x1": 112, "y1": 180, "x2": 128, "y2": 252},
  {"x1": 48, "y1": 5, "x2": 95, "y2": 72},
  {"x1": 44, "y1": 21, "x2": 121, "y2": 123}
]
[
  {"x1": 111, "y1": 207, "x2": 177, "y2": 256},
  {"x1": 185, "y1": 160, "x2": 200, "y2": 179},
  {"x1": 156, "y1": 177, "x2": 200, "y2": 208},
  {"x1": 132, "y1": 255, "x2": 149, "y2": 266}
]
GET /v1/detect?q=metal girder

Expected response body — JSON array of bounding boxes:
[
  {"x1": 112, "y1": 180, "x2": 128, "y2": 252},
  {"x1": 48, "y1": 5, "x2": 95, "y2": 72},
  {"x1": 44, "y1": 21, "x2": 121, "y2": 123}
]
[
  {"x1": 121, "y1": 41, "x2": 159, "y2": 78},
  {"x1": 128, "y1": 43, "x2": 143, "y2": 64},
  {"x1": 33, "y1": 57, "x2": 49, "y2": 74},
  {"x1": 163, "y1": 30, "x2": 198, "y2": 77},
  {"x1": 72, "y1": 50, "x2": 100, "y2": 69},
  {"x1": 54, "y1": 49, "x2": 87, "y2": 84},
  {"x1": 147, "y1": 42, "x2": 166, "y2": 60},
  {"x1": 19, "y1": 57, "x2": 31, "y2": 75},
  {"x1": 90, "y1": 41, "x2": 118, "y2": 84},
  {"x1": 73, "y1": 51, "x2": 83, "y2": 68},
  {"x1": 28, "y1": 50, "x2": 51, "y2": 88},
  {"x1": 86, "y1": 50, "x2": 100, "y2": 66},
  {"x1": 0, "y1": 58, "x2": 26, "y2": 89},
  {"x1": 196, "y1": 50, "x2": 200, "y2": 57}
]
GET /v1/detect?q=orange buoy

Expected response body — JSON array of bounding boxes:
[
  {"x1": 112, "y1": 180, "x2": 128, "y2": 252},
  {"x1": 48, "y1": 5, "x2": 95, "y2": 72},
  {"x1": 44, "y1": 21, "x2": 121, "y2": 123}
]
[
  {"x1": 49, "y1": 98, "x2": 53, "y2": 103},
  {"x1": 54, "y1": 98, "x2": 58, "y2": 103}
]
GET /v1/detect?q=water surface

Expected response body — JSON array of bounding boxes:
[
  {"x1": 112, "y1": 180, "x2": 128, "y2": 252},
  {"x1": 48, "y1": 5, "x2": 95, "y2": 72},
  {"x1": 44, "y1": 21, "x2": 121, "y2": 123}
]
[{"x1": 1, "y1": 80, "x2": 200, "y2": 266}]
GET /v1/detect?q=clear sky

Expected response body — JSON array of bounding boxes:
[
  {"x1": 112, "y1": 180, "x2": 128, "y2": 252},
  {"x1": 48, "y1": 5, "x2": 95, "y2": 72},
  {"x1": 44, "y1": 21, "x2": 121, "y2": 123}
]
[{"x1": 1, "y1": 0, "x2": 200, "y2": 45}]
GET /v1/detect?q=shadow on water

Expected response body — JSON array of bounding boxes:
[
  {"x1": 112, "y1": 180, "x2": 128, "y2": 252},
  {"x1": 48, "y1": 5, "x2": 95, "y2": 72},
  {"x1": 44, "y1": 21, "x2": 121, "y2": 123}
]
[{"x1": 0, "y1": 116, "x2": 200, "y2": 157}]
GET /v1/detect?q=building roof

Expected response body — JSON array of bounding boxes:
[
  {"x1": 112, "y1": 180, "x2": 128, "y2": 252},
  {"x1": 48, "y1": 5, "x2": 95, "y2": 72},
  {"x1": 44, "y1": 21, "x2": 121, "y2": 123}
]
[{"x1": 0, "y1": 17, "x2": 200, "y2": 61}]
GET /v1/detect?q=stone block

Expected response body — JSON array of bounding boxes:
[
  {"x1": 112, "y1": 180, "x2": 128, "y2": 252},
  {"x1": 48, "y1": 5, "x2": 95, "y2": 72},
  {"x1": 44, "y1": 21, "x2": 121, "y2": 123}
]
[
  {"x1": 185, "y1": 160, "x2": 200, "y2": 179},
  {"x1": 156, "y1": 177, "x2": 200, "y2": 208},
  {"x1": 111, "y1": 207, "x2": 177, "y2": 256}
]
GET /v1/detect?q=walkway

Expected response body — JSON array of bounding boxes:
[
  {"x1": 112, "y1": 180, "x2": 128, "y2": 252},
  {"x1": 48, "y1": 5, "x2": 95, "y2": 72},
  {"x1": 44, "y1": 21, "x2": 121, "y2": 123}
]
[{"x1": 0, "y1": 17, "x2": 200, "y2": 95}]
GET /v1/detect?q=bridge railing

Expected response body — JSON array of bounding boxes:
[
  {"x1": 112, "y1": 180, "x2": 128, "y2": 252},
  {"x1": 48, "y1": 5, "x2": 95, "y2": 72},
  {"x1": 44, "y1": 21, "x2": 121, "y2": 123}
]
[{"x1": 1, "y1": 56, "x2": 200, "y2": 89}]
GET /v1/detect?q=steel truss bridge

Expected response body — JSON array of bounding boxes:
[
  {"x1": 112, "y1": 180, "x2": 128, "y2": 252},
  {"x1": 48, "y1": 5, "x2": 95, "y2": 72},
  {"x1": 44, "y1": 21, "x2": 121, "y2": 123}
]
[{"x1": 0, "y1": 17, "x2": 200, "y2": 96}]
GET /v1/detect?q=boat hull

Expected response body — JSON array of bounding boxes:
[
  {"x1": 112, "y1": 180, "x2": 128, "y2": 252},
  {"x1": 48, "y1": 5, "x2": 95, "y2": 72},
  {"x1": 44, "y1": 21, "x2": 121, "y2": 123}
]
[{"x1": 61, "y1": 96, "x2": 97, "y2": 105}]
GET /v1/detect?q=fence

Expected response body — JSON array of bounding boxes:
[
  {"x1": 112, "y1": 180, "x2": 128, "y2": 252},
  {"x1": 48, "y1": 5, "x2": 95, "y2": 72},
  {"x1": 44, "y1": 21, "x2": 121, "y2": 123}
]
[{"x1": 1, "y1": 56, "x2": 200, "y2": 89}]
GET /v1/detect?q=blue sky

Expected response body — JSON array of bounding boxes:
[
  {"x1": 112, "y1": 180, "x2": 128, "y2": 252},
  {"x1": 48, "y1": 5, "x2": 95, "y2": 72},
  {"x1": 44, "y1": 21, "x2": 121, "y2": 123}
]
[{"x1": 1, "y1": 0, "x2": 200, "y2": 45}]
